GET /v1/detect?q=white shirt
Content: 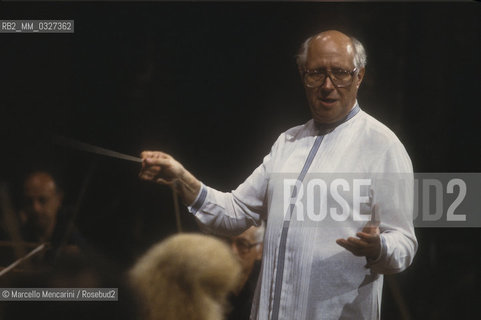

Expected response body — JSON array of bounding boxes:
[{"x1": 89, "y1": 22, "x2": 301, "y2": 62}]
[{"x1": 189, "y1": 104, "x2": 417, "y2": 319}]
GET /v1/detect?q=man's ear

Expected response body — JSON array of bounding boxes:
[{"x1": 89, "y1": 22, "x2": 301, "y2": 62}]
[{"x1": 356, "y1": 68, "x2": 365, "y2": 89}]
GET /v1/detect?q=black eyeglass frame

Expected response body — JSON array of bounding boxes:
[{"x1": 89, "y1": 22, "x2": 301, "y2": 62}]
[{"x1": 303, "y1": 67, "x2": 358, "y2": 88}]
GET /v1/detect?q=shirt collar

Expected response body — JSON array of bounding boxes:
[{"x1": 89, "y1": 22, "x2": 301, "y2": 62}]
[{"x1": 314, "y1": 101, "x2": 360, "y2": 135}]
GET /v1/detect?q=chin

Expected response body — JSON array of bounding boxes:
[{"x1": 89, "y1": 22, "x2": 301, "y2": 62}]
[{"x1": 312, "y1": 110, "x2": 340, "y2": 124}]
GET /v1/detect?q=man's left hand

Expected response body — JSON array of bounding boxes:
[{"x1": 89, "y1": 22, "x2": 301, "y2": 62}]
[{"x1": 336, "y1": 205, "x2": 381, "y2": 260}]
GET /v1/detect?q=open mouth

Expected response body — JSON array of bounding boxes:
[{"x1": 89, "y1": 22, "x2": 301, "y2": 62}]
[{"x1": 319, "y1": 98, "x2": 337, "y2": 105}]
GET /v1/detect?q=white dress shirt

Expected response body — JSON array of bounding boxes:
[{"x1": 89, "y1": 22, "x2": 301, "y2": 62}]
[{"x1": 189, "y1": 103, "x2": 417, "y2": 319}]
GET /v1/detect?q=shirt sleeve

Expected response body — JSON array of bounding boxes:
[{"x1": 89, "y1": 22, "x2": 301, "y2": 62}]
[
  {"x1": 187, "y1": 134, "x2": 282, "y2": 236},
  {"x1": 366, "y1": 141, "x2": 418, "y2": 274}
]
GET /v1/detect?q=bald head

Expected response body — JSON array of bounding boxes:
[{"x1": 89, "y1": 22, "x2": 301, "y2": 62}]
[
  {"x1": 25, "y1": 172, "x2": 58, "y2": 195},
  {"x1": 297, "y1": 30, "x2": 367, "y2": 72},
  {"x1": 314, "y1": 30, "x2": 353, "y2": 50}
]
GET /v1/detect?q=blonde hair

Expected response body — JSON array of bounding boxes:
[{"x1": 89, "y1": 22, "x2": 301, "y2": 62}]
[{"x1": 129, "y1": 233, "x2": 241, "y2": 320}]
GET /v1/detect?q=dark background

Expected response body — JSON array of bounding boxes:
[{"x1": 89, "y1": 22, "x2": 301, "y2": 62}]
[{"x1": 1, "y1": 2, "x2": 480, "y2": 319}]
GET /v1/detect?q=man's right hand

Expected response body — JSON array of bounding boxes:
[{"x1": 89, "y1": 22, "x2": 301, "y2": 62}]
[
  {"x1": 139, "y1": 151, "x2": 201, "y2": 205},
  {"x1": 139, "y1": 151, "x2": 185, "y2": 185}
]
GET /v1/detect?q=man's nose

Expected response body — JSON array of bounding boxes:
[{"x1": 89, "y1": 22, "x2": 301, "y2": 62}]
[{"x1": 320, "y1": 75, "x2": 335, "y2": 90}]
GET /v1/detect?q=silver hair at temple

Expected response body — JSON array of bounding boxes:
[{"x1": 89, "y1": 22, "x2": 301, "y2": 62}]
[{"x1": 296, "y1": 34, "x2": 367, "y2": 71}]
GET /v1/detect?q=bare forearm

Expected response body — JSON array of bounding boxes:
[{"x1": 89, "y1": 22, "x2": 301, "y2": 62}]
[{"x1": 175, "y1": 168, "x2": 201, "y2": 205}]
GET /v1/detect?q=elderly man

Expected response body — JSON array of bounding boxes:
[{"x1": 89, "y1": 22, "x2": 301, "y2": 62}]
[
  {"x1": 226, "y1": 224, "x2": 264, "y2": 320},
  {"x1": 139, "y1": 30, "x2": 417, "y2": 319}
]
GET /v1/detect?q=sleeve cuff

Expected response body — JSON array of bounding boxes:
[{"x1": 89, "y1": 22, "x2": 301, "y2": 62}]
[
  {"x1": 187, "y1": 183, "x2": 208, "y2": 215},
  {"x1": 365, "y1": 233, "x2": 387, "y2": 267}
]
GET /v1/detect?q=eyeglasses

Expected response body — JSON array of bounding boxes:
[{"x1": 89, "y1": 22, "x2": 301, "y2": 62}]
[
  {"x1": 303, "y1": 67, "x2": 358, "y2": 88},
  {"x1": 223, "y1": 237, "x2": 261, "y2": 255}
]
